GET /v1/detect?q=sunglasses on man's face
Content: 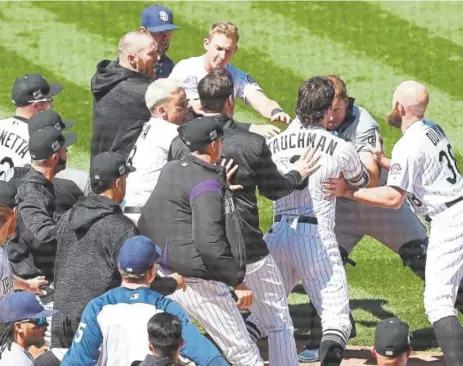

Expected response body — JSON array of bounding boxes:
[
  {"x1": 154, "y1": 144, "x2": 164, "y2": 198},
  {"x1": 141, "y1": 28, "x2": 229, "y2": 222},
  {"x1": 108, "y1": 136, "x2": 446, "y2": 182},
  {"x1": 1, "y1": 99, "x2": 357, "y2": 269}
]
[{"x1": 19, "y1": 317, "x2": 48, "y2": 326}]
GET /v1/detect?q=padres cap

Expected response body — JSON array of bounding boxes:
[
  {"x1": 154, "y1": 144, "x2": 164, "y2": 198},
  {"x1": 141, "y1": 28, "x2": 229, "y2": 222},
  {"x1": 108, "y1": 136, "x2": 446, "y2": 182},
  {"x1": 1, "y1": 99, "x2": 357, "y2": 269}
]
[
  {"x1": 118, "y1": 236, "x2": 162, "y2": 273},
  {"x1": 0, "y1": 291, "x2": 58, "y2": 323},
  {"x1": 90, "y1": 152, "x2": 136, "y2": 184},
  {"x1": 28, "y1": 110, "x2": 74, "y2": 135},
  {"x1": 29, "y1": 126, "x2": 76, "y2": 160},
  {"x1": 375, "y1": 317, "x2": 411, "y2": 358},
  {"x1": 178, "y1": 116, "x2": 226, "y2": 151},
  {"x1": 0, "y1": 181, "x2": 18, "y2": 209},
  {"x1": 141, "y1": 4, "x2": 179, "y2": 33},
  {"x1": 12, "y1": 74, "x2": 62, "y2": 107}
]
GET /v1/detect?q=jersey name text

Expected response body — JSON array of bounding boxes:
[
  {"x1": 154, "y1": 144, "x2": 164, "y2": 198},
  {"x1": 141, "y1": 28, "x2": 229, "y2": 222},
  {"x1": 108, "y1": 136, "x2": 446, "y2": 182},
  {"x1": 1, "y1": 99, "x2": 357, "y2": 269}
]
[
  {"x1": 268, "y1": 131, "x2": 338, "y2": 156},
  {"x1": 0, "y1": 129, "x2": 29, "y2": 158},
  {"x1": 425, "y1": 124, "x2": 446, "y2": 146}
]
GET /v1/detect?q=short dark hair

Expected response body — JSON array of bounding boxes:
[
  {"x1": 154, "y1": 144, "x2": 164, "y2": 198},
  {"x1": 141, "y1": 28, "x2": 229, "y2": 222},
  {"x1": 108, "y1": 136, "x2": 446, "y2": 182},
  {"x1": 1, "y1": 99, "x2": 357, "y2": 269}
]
[
  {"x1": 295, "y1": 77, "x2": 335, "y2": 127},
  {"x1": 198, "y1": 69, "x2": 234, "y2": 113},
  {"x1": 90, "y1": 180, "x2": 113, "y2": 194},
  {"x1": 147, "y1": 313, "x2": 182, "y2": 359}
]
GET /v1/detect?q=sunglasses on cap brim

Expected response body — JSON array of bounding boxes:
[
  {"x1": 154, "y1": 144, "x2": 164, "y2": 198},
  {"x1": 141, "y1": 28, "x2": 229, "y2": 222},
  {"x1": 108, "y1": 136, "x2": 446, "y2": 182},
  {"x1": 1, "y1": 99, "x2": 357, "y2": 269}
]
[{"x1": 19, "y1": 317, "x2": 48, "y2": 326}]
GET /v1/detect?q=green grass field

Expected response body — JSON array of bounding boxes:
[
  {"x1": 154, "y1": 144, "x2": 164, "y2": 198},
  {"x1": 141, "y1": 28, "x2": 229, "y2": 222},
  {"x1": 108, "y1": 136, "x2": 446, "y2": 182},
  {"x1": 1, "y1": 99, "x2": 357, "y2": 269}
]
[{"x1": 1, "y1": 1, "x2": 462, "y2": 350}]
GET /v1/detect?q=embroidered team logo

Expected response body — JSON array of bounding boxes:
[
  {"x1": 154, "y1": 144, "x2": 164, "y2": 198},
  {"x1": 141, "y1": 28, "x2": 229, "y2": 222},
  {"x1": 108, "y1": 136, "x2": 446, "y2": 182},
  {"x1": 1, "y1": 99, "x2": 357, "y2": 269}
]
[
  {"x1": 51, "y1": 140, "x2": 60, "y2": 152},
  {"x1": 210, "y1": 130, "x2": 218, "y2": 141},
  {"x1": 159, "y1": 10, "x2": 168, "y2": 21},
  {"x1": 390, "y1": 163, "x2": 402, "y2": 175},
  {"x1": 118, "y1": 165, "x2": 126, "y2": 175},
  {"x1": 32, "y1": 89, "x2": 44, "y2": 100},
  {"x1": 131, "y1": 293, "x2": 140, "y2": 300}
]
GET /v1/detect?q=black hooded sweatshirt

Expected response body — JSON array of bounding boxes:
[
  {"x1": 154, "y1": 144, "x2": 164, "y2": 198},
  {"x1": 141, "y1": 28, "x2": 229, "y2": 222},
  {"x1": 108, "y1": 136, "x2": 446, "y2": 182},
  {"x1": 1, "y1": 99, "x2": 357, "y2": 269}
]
[
  {"x1": 90, "y1": 60, "x2": 151, "y2": 159},
  {"x1": 51, "y1": 192, "x2": 139, "y2": 348}
]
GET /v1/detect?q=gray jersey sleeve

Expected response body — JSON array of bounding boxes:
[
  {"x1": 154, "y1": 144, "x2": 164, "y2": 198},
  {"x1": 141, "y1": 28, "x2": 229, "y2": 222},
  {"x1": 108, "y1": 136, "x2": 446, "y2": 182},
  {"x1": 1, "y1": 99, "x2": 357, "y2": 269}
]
[
  {"x1": 340, "y1": 106, "x2": 380, "y2": 152},
  {"x1": 340, "y1": 141, "x2": 370, "y2": 187}
]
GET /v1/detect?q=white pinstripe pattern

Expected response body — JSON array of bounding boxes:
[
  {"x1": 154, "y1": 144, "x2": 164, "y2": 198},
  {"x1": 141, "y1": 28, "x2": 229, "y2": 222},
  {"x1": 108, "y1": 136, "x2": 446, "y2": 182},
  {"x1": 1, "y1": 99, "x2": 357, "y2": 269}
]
[
  {"x1": 0, "y1": 247, "x2": 13, "y2": 301},
  {"x1": 424, "y1": 202, "x2": 463, "y2": 324},
  {"x1": 167, "y1": 278, "x2": 264, "y2": 366},
  {"x1": 244, "y1": 255, "x2": 298, "y2": 365},
  {"x1": 262, "y1": 219, "x2": 351, "y2": 339}
]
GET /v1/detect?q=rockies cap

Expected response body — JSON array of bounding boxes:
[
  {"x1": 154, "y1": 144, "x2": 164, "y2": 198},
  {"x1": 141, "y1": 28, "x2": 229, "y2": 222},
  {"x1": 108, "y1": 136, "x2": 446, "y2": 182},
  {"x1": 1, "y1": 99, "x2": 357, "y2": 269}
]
[
  {"x1": 12, "y1": 74, "x2": 62, "y2": 107},
  {"x1": 0, "y1": 291, "x2": 58, "y2": 323},
  {"x1": 28, "y1": 110, "x2": 74, "y2": 135},
  {"x1": 141, "y1": 4, "x2": 180, "y2": 33},
  {"x1": 118, "y1": 236, "x2": 162, "y2": 273},
  {"x1": 90, "y1": 152, "x2": 136, "y2": 184},
  {"x1": 0, "y1": 181, "x2": 18, "y2": 209},
  {"x1": 178, "y1": 116, "x2": 225, "y2": 151},
  {"x1": 29, "y1": 126, "x2": 76, "y2": 160},
  {"x1": 374, "y1": 317, "x2": 411, "y2": 358}
]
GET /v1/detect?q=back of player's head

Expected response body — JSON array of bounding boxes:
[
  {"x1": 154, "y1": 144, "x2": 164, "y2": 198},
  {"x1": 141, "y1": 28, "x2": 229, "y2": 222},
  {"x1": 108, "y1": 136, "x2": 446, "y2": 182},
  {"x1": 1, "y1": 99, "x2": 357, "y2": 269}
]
[
  {"x1": 118, "y1": 31, "x2": 155, "y2": 58},
  {"x1": 325, "y1": 74, "x2": 348, "y2": 100},
  {"x1": 295, "y1": 77, "x2": 335, "y2": 127},
  {"x1": 208, "y1": 21, "x2": 240, "y2": 44},
  {"x1": 198, "y1": 69, "x2": 234, "y2": 113},
  {"x1": 145, "y1": 78, "x2": 184, "y2": 113},
  {"x1": 147, "y1": 312, "x2": 183, "y2": 359}
]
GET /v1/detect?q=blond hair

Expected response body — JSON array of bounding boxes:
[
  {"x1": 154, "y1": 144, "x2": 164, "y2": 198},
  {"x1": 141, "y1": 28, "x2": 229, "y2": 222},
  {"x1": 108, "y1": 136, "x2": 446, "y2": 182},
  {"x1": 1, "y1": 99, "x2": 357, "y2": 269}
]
[
  {"x1": 208, "y1": 21, "x2": 240, "y2": 44},
  {"x1": 326, "y1": 74, "x2": 348, "y2": 100},
  {"x1": 145, "y1": 78, "x2": 183, "y2": 112}
]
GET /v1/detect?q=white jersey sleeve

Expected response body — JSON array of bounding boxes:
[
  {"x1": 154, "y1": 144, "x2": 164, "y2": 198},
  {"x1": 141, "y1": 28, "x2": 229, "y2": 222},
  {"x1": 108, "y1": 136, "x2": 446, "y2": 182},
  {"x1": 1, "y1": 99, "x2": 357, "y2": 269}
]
[
  {"x1": 340, "y1": 141, "x2": 369, "y2": 187},
  {"x1": 386, "y1": 139, "x2": 421, "y2": 193}
]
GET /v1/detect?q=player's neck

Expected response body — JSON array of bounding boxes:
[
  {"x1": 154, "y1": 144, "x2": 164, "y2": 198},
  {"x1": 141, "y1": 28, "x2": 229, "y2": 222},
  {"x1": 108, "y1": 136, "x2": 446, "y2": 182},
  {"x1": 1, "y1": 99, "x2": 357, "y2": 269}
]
[
  {"x1": 15, "y1": 108, "x2": 34, "y2": 120},
  {"x1": 32, "y1": 165, "x2": 55, "y2": 182},
  {"x1": 401, "y1": 116, "x2": 423, "y2": 133},
  {"x1": 121, "y1": 281, "x2": 149, "y2": 290}
]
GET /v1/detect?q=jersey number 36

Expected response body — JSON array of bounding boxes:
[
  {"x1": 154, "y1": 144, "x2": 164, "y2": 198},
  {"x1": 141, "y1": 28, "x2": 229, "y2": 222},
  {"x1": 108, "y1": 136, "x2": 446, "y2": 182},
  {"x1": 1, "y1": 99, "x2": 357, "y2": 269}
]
[{"x1": 439, "y1": 143, "x2": 460, "y2": 185}]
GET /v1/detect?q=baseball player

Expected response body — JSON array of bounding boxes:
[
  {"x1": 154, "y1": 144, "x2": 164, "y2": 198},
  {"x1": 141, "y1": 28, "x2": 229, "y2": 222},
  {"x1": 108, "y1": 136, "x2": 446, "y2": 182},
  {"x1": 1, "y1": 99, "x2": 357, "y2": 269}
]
[
  {"x1": 252, "y1": 77, "x2": 370, "y2": 365},
  {"x1": 295, "y1": 75, "x2": 445, "y2": 362},
  {"x1": 123, "y1": 78, "x2": 191, "y2": 224},
  {"x1": 324, "y1": 80, "x2": 463, "y2": 366},
  {"x1": 0, "y1": 74, "x2": 89, "y2": 194},
  {"x1": 169, "y1": 21, "x2": 285, "y2": 138}
]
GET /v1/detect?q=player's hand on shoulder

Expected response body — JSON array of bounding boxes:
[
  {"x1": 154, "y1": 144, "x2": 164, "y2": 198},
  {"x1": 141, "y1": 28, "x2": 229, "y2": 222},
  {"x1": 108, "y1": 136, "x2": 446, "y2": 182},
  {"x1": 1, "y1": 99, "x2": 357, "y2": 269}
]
[
  {"x1": 233, "y1": 282, "x2": 253, "y2": 309},
  {"x1": 248, "y1": 124, "x2": 281, "y2": 139},
  {"x1": 221, "y1": 158, "x2": 244, "y2": 191},
  {"x1": 26, "y1": 276, "x2": 49, "y2": 295},
  {"x1": 292, "y1": 148, "x2": 321, "y2": 179},
  {"x1": 168, "y1": 272, "x2": 187, "y2": 292},
  {"x1": 270, "y1": 110, "x2": 292, "y2": 125}
]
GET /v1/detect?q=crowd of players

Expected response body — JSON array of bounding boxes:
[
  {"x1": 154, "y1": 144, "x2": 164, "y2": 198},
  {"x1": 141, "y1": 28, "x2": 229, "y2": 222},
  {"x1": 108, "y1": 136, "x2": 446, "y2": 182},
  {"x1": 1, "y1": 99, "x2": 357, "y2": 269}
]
[{"x1": 0, "y1": 3, "x2": 463, "y2": 366}]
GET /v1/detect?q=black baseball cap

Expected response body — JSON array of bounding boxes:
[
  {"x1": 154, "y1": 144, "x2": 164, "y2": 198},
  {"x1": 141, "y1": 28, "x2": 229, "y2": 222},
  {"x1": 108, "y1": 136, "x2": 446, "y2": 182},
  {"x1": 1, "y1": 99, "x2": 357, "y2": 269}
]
[
  {"x1": 90, "y1": 152, "x2": 136, "y2": 183},
  {"x1": 374, "y1": 317, "x2": 411, "y2": 358},
  {"x1": 12, "y1": 74, "x2": 62, "y2": 107},
  {"x1": 28, "y1": 110, "x2": 74, "y2": 135},
  {"x1": 0, "y1": 181, "x2": 18, "y2": 208},
  {"x1": 29, "y1": 126, "x2": 76, "y2": 160},
  {"x1": 178, "y1": 116, "x2": 225, "y2": 151}
]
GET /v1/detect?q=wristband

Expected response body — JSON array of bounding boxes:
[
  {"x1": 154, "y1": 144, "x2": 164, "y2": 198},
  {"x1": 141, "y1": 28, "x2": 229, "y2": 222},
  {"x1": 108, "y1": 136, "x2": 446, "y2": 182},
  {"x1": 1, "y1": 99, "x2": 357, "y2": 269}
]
[{"x1": 271, "y1": 108, "x2": 284, "y2": 117}]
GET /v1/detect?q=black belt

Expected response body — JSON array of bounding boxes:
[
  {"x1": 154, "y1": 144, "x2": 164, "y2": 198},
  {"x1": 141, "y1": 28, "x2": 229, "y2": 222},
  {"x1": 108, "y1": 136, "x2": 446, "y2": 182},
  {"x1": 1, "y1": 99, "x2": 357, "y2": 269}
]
[
  {"x1": 274, "y1": 214, "x2": 318, "y2": 225},
  {"x1": 445, "y1": 196, "x2": 463, "y2": 209},
  {"x1": 124, "y1": 206, "x2": 143, "y2": 214}
]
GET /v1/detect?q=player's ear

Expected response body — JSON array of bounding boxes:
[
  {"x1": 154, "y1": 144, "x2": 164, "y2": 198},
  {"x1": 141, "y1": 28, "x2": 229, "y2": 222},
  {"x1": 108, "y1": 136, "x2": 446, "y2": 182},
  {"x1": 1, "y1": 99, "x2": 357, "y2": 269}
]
[
  {"x1": 203, "y1": 37, "x2": 210, "y2": 51},
  {"x1": 148, "y1": 343, "x2": 154, "y2": 353},
  {"x1": 158, "y1": 105, "x2": 168, "y2": 120}
]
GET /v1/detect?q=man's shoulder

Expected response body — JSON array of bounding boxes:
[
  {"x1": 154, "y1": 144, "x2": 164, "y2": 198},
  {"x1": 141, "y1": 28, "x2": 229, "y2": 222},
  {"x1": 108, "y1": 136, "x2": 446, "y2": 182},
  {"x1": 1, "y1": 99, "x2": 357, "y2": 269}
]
[{"x1": 171, "y1": 55, "x2": 203, "y2": 75}]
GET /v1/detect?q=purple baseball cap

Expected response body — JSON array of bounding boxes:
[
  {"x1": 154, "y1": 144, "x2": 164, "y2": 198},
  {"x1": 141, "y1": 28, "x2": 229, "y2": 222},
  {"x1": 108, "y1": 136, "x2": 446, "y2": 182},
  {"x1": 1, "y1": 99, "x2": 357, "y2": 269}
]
[
  {"x1": 141, "y1": 5, "x2": 180, "y2": 33},
  {"x1": 0, "y1": 292, "x2": 58, "y2": 322}
]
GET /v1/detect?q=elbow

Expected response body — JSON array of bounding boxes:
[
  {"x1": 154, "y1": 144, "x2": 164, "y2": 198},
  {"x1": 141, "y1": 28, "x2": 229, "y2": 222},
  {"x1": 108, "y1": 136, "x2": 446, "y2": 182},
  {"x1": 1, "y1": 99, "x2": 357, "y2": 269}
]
[{"x1": 386, "y1": 195, "x2": 404, "y2": 210}]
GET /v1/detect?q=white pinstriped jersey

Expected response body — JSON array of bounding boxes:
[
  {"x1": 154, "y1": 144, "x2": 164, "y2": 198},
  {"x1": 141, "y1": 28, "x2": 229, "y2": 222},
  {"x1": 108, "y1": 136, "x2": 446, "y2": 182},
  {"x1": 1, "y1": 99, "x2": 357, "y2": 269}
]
[
  {"x1": 387, "y1": 120, "x2": 463, "y2": 219},
  {"x1": 124, "y1": 117, "x2": 179, "y2": 207},
  {"x1": 0, "y1": 117, "x2": 30, "y2": 177},
  {"x1": 0, "y1": 247, "x2": 14, "y2": 301},
  {"x1": 169, "y1": 55, "x2": 262, "y2": 103},
  {"x1": 268, "y1": 126, "x2": 369, "y2": 239}
]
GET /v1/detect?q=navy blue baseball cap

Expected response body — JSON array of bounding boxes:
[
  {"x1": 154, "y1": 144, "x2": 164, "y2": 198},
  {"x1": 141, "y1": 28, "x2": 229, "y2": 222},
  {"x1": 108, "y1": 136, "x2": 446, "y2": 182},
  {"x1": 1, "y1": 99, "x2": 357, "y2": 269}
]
[
  {"x1": 141, "y1": 5, "x2": 179, "y2": 33},
  {"x1": 0, "y1": 292, "x2": 58, "y2": 323},
  {"x1": 118, "y1": 236, "x2": 162, "y2": 273}
]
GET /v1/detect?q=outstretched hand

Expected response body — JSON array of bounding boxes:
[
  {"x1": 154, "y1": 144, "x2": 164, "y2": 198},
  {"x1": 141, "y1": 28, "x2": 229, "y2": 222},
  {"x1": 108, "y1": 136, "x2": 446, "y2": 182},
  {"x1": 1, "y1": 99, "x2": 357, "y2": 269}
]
[
  {"x1": 221, "y1": 158, "x2": 244, "y2": 191},
  {"x1": 293, "y1": 148, "x2": 322, "y2": 179}
]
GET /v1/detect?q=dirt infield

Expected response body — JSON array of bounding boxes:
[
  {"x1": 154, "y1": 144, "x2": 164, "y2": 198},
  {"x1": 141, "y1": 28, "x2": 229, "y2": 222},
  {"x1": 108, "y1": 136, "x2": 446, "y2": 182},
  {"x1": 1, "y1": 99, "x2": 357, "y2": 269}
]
[{"x1": 257, "y1": 341, "x2": 445, "y2": 365}]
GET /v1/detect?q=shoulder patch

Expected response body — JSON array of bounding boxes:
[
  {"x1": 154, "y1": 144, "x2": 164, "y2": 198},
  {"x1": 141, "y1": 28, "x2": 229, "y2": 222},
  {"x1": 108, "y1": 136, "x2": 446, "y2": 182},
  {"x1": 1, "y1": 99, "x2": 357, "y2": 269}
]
[{"x1": 246, "y1": 74, "x2": 258, "y2": 85}]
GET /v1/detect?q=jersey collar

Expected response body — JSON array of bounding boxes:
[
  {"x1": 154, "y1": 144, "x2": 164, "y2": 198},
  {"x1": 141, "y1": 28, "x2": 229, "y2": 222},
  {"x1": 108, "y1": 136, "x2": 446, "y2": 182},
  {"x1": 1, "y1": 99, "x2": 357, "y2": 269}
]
[{"x1": 13, "y1": 115, "x2": 29, "y2": 124}]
